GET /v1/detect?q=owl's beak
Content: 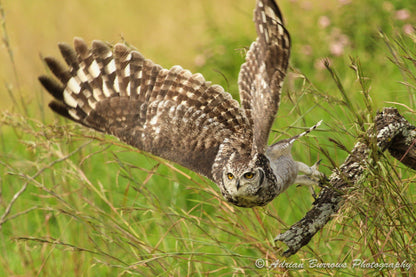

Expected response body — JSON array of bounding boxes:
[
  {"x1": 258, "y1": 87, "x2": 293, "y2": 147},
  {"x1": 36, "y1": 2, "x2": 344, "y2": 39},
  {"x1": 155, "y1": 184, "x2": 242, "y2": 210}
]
[{"x1": 236, "y1": 180, "x2": 241, "y2": 190}]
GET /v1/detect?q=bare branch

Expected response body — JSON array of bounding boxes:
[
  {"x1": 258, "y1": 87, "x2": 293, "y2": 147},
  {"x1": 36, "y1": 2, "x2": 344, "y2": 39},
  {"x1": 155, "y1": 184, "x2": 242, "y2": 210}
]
[{"x1": 275, "y1": 107, "x2": 416, "y2": 257}]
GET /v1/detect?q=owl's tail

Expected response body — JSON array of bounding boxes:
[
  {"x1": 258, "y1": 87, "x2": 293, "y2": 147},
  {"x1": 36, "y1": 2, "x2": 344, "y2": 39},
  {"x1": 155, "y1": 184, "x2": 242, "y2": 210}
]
[{"x1": 288, "y1": 120, "x2": 323, "y2": 145}]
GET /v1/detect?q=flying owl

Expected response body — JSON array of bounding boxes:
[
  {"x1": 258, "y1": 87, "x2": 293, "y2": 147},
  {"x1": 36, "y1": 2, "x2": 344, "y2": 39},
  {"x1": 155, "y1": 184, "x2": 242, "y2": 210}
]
[{"x1": 39, "y1": 0, "x2": 322, "y2": 208}]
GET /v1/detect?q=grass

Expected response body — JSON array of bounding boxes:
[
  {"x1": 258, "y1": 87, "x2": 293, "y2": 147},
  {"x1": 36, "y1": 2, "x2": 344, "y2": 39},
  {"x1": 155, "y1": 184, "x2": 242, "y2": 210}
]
[{"x1": 1, "y1": 0, "x2": 416, "y2": 275}]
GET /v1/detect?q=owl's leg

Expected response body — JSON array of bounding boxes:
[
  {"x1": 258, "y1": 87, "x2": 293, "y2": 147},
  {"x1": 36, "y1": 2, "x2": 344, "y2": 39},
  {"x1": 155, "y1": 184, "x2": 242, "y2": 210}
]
[
  {"x1": 295, "y1": 161, "x2": 324, "y2": 199},
  {"x1": 296, "y1": 160, "x2": 323, "y2": 180},
  {"x1": 295, "y1": 175, "x2": 319, "y2": 199}
]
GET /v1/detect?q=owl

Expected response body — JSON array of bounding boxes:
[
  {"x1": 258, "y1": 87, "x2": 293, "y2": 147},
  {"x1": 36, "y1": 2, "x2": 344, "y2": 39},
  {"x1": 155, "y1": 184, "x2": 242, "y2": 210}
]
[{"x1": 39, "y1": 0, "x2": 322, "y2": 208}]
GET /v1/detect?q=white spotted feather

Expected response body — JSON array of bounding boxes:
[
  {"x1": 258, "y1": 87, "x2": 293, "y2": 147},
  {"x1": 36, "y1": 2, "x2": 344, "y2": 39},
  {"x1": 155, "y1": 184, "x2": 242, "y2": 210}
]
[{"x1": 39, "y1": 0, "x2": 322, "y2": 208}]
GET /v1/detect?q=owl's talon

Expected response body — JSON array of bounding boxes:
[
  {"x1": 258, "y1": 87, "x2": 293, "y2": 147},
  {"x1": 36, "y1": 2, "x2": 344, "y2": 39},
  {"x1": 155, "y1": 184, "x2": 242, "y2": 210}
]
[
  {"x1": 310, "y1": 160, "x2": 324, "y2": 178},
  {"x1": 310, "y1": 186, "x2": 317, "y2": 200},
  {"x1": 294, "y1": 160, "x2": 326, "y2": 200},
  {"x1": 297, "y1": 161, "x2": 324, "y2": 180}
]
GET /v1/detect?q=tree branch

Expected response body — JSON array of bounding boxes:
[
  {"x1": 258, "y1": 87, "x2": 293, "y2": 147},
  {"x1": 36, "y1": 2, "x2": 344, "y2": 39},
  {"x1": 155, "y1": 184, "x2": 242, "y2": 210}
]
[{"x1": 275, "y1": 107, "x2": 416, "y2": 257}]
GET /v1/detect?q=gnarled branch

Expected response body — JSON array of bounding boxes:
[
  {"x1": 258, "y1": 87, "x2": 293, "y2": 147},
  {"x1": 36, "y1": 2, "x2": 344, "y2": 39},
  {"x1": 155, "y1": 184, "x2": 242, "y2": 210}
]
[{"x1": 275, "y1": 107, "x2": 416, "y2": 257}]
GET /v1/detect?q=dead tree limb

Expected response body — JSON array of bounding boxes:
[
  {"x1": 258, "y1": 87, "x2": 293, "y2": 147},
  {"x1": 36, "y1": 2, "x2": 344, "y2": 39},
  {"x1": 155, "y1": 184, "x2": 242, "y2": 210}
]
[{"x1": 275, "y1": 107, "x2": 416, "y2": 257}]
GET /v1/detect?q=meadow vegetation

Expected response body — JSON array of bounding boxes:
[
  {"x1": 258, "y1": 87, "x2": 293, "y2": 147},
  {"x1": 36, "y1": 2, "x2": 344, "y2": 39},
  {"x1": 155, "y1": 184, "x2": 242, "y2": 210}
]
[{"x1": 0, "y1": 0, "x2": 415, "y2": 275}]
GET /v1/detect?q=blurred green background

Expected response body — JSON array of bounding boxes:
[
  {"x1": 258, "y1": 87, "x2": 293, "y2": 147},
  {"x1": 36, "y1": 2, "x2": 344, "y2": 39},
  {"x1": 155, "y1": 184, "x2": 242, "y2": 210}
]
[{"x1": 1, "y1": 0, "x2": 416, "y2": 276}]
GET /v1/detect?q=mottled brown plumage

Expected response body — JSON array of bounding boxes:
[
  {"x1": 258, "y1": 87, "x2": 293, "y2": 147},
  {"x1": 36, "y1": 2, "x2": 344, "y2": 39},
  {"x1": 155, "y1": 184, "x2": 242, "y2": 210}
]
[{"x1": 39, "y1": 0, "x2": 322, "y2": 208}]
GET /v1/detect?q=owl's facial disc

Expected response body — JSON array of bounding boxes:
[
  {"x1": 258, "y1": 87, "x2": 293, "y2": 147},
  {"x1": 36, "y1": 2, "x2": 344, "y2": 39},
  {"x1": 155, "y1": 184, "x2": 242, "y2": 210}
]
[{"x1": 222, "y1": 167, "x2": 268, "y2": 207}]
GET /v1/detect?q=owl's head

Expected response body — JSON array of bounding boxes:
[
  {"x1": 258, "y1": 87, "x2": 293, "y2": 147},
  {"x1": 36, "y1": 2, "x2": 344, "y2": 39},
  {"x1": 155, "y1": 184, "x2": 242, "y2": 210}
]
[{"x1": 219, "y1": 153, "x2": 279, "y2": 208}]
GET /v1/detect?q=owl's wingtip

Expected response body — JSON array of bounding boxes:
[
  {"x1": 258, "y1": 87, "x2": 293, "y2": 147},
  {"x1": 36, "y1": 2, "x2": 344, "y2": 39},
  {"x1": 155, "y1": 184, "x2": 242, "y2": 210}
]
[{"x1": 316, "y1": 120, "x2": 323, "y2": 127}]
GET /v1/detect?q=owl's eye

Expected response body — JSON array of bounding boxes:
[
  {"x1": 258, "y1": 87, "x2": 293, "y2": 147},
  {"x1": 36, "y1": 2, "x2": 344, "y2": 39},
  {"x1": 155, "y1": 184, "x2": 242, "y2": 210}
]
[
  {"x1": 243, "y1": 172, "x2": 255, "y2": 179},
  {"x1": 227, "y1": 173, "x2": 234, "y2": 180}
]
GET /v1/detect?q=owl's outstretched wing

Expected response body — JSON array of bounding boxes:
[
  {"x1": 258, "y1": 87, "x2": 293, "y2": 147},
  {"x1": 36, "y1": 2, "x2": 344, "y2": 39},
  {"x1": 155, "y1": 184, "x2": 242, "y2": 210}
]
[
  {"x1": 39, "y1": 38, "x2": 252, "y2": 180},
  {"x1": 238, "y1": 0, "x2": 290, "y2": 153}
]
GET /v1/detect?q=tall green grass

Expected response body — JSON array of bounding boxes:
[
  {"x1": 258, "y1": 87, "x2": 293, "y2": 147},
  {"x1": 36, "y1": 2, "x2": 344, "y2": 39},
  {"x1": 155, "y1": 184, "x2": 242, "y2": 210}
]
[{"x1": 1, "y1": 0, "x2": 415, "y2": 275}]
